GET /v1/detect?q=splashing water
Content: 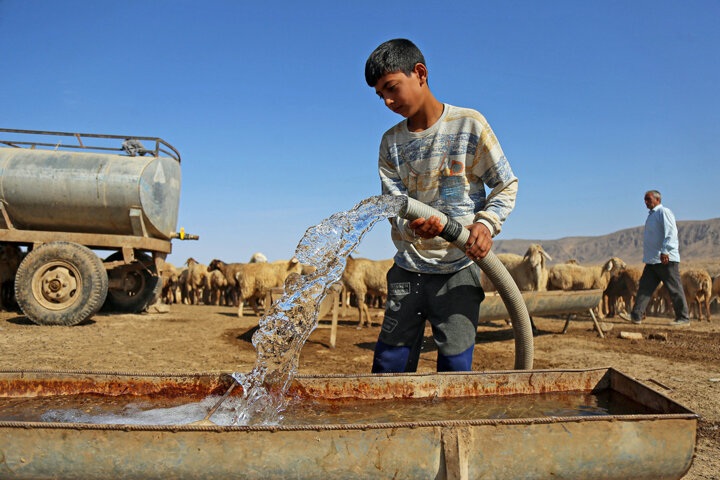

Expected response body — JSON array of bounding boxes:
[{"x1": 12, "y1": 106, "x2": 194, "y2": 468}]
[{"x1": 228, "y1": 194, "x2": 406, "y2": 425}]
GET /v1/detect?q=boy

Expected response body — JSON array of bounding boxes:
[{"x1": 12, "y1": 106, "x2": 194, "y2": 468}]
[{"x1": 365, "y1": 39, "x2": 518, "y2": 373}]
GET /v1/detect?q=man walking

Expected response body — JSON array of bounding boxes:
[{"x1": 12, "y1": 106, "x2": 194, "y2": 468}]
[{"x1": 621, "y1": 190, "x2": 689, "y2": 326}]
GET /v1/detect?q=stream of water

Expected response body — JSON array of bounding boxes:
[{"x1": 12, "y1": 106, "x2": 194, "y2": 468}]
[{"x1": 226, "y1": 194, "x2": 406, "y2": 425}]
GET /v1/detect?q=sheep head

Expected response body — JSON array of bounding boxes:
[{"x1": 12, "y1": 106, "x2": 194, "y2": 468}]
[
  {"x1": 523, "y1": 244, "x2": 552, "y2": 291},
  {"x1": 208, "y1": 259, "x2": 224, "y2": 271},
  {"x1": 603, "y1": 257, "x2": 627, "y2": 274},
  {"x1": 524, "y1": 244, "x2": 552, "y2": 268}
]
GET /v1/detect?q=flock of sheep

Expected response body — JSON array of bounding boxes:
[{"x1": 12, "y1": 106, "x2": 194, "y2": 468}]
[
  {"x1": 159, "y1": 244, "x2": 720, "y2": 324},
  {"x1": 159, "y1": 254, "x2": 392, "y2": 324},
  {"x1": 0, "y1": 241, "x2": 717, "y2": 325},
  {"x1": 483, "y1": 245, "x2": 717, "y2": 321}
]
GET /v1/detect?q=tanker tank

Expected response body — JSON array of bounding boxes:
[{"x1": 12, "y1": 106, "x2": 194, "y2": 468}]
[{"x1": 0, "y1": 148, "x2": 181, "y2": 240}]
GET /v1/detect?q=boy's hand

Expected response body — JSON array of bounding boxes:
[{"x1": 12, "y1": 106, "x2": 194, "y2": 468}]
[
  {"x1": 409, "y1": 216, "x2": 444, "y2": 239},
  {"x1": 465, "y1": 223, "x2": 493, "y2": 260}
]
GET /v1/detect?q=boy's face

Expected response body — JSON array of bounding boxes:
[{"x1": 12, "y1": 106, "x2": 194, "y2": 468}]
[{"x1": 374, "y1": 64, "x2": 427, "y2": 118}]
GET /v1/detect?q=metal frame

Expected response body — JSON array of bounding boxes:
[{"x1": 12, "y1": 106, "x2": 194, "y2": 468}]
[
  {"x1": 0, "y1": 228, "x2": 172, "y2": 254},
  {"x1": 0, "y1": 128, "x2": 180, "y2": 163}
]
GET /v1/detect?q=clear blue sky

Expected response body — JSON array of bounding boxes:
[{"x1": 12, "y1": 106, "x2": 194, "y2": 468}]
[{"x1": 2, "y1": 1, "x2": 718, "y2": 266}]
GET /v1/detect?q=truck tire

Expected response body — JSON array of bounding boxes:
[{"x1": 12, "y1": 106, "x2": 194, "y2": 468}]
[
  {"x1": 15, "y1": 242, "x2": 109, "y2": 326},
  {"x1": 103, "y1": 252, "x2": 161, "y2": 313}
]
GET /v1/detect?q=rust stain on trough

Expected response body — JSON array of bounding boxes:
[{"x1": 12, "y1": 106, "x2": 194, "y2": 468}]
[{"x1": 0, "y1": 373, "x2": 232, "y2": 399}]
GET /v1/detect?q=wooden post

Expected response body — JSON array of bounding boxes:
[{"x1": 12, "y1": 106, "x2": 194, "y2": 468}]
[
  {"x1": 588, "y1": 308, "x2": 605, "y2": 339},
  {"x1": 562, "y1": 314, "x2": 572, "y2": 334}
]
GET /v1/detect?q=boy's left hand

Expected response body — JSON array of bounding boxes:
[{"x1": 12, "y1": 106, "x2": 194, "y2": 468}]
[{"x1": 465, "y1": 223, "x2": 492, "y2": 260}]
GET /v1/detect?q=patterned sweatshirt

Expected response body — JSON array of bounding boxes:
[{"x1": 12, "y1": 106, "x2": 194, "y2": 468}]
[{"x1": 379, "y1": 104, "x2": 518, "y2": 274}]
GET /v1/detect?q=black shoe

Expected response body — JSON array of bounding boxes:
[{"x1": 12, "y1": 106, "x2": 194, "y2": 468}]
[{"x1": 670, "y1": 318, "x2": 690, "y2": 326}]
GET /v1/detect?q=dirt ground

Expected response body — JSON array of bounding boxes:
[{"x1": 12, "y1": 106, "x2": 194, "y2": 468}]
[{"x1": 1, "y1": 302, "x2": 718, "y2": 479}]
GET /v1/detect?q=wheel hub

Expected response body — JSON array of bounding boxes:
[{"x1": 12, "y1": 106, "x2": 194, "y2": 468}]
[{"x1": 33, "y1": 263, "x2": 80, "y2": 309}]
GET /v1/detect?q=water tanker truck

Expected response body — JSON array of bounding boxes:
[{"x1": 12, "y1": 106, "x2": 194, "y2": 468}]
[{"x1": 0, "y1": 128, "x2": 197, "y2": 326}]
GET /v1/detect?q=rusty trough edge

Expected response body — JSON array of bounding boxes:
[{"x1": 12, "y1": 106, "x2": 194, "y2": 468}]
[
  {"x1": 0, "y1": 367, "x2": 699, "y2": 433},
  {"x1": 0, "y1": 412, "x2": 699, "y2": 433},
  {"x1": 0, "y1": 365, "x2": 615, "y2": 378}
]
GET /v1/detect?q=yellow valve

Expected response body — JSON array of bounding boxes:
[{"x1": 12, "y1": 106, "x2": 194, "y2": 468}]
[{"x1": 180, "y1": 227, "x2": 185, "y2": 240}]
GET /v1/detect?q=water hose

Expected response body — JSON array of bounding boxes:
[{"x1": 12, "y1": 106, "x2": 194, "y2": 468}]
[{"x1": 398, "y1": 196, "x2": 533, "y2": 370}]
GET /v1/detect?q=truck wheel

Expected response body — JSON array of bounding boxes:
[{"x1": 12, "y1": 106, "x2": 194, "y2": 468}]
[
  {"x1": 15, "y1": 242, "x2": 108, "y2": 326},
  {"x1": 103, "y1": 252, "x2": 161, "y2": 313}
]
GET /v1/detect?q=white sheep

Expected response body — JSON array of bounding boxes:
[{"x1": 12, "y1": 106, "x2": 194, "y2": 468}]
[
  {"x1": 681, "y1": 268, "x2": 712, "y2": 322},
  {"x1": 249, "y1": 252, "x2": 268, "y2": 263},
  {"x1": 236, "y1": 257, "x2": 303, "y2": 317},
  {"x1": 341, "y1": 257, "x2": 394, "y2": 328},
  {"x1": 480, "y1": 244, "x2": 552, "y2": 292},
  {"x1": 548, "y1": 257, "x2": 627, "y2": 319},
  {"x1": 548, "y1": 257, "x2": 626, "y2": 291}
]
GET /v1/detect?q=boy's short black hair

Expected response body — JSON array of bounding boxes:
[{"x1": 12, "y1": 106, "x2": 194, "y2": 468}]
[{"x1": 365, "y1": 39, "x2": 426, "y2": 87}]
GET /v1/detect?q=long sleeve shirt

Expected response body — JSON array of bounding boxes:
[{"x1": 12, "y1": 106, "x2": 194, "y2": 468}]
[
  {"x1": 379, "y1": 104, "x2": 517, "y2": 274},
  {"x1": 643, "y1": 204, "x2": 680, "y2": 264}
]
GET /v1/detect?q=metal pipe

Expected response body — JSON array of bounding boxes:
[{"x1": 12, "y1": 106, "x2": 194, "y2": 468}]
[{"x1": 398, "y1": 196, "x2": 533, "y2": 369}]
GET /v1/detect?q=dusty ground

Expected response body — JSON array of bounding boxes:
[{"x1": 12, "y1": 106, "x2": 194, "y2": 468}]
[{"x1": 1, "y1": 303, "x2": 718, "y2": 479}]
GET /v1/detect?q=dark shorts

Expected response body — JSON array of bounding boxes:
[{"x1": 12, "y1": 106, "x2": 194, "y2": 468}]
[{"x1": 378, "y1": 263, "x2": 485, "y2": 357}]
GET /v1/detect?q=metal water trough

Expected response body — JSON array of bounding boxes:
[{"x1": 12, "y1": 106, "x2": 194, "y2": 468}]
[{"x1": 0, "y1": 368, "x2": 697, "y2": 479}]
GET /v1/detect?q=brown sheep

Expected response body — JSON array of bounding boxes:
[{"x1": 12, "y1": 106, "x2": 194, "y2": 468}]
[
  {"x1": 183, "y1": 258, "x2": 208, "y2": 305},
  {"x1": 649, "y1": 282, "x2": 672, "y2": 316},
  {"x1": 710, "y1": 276, "x2": 720, "y2": 307},
  {"x1": 603, "y1": 274, "x2": 628, "y2": 318},
  {"x1": 341, "y1": 257, "x2": 394, "y2": 328},
  {"x1": 205, "y1": 269, "x2": 229, "y2": 306},
  {"x1": 208, "y1": 259, "x2": 246, "y2": 306},
  {"x1": 603, "y1": 267, "x2": 643, "y2": 317},
  {"x1": 681, "y1": 268, "x2": 712, "y2": 322},
  {"x1": 158, "y1": 260, "x2": 182, "y2": 304}
]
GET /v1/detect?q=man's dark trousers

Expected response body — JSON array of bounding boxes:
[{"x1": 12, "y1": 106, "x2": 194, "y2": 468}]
[{"x1": 631, "y1": 262, "x2": 689, "y2": 321}]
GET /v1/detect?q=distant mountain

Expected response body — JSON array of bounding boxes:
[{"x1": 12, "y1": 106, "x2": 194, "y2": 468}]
[{"x1": 494, "y1": 217, "x2": 720, "y2": 266}]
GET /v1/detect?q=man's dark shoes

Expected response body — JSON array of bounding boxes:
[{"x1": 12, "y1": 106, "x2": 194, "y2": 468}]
[
  {"x1": 670, "y1": 318, "x2": 690, "y2": 326},
  {"x1": 618, "y1": 312, "x2": 641, "y2": 324}
]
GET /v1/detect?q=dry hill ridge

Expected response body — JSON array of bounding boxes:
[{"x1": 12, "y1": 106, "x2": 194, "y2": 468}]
[{"x1": 493, "y1": 217, "x2": 720, "y2": 267}]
